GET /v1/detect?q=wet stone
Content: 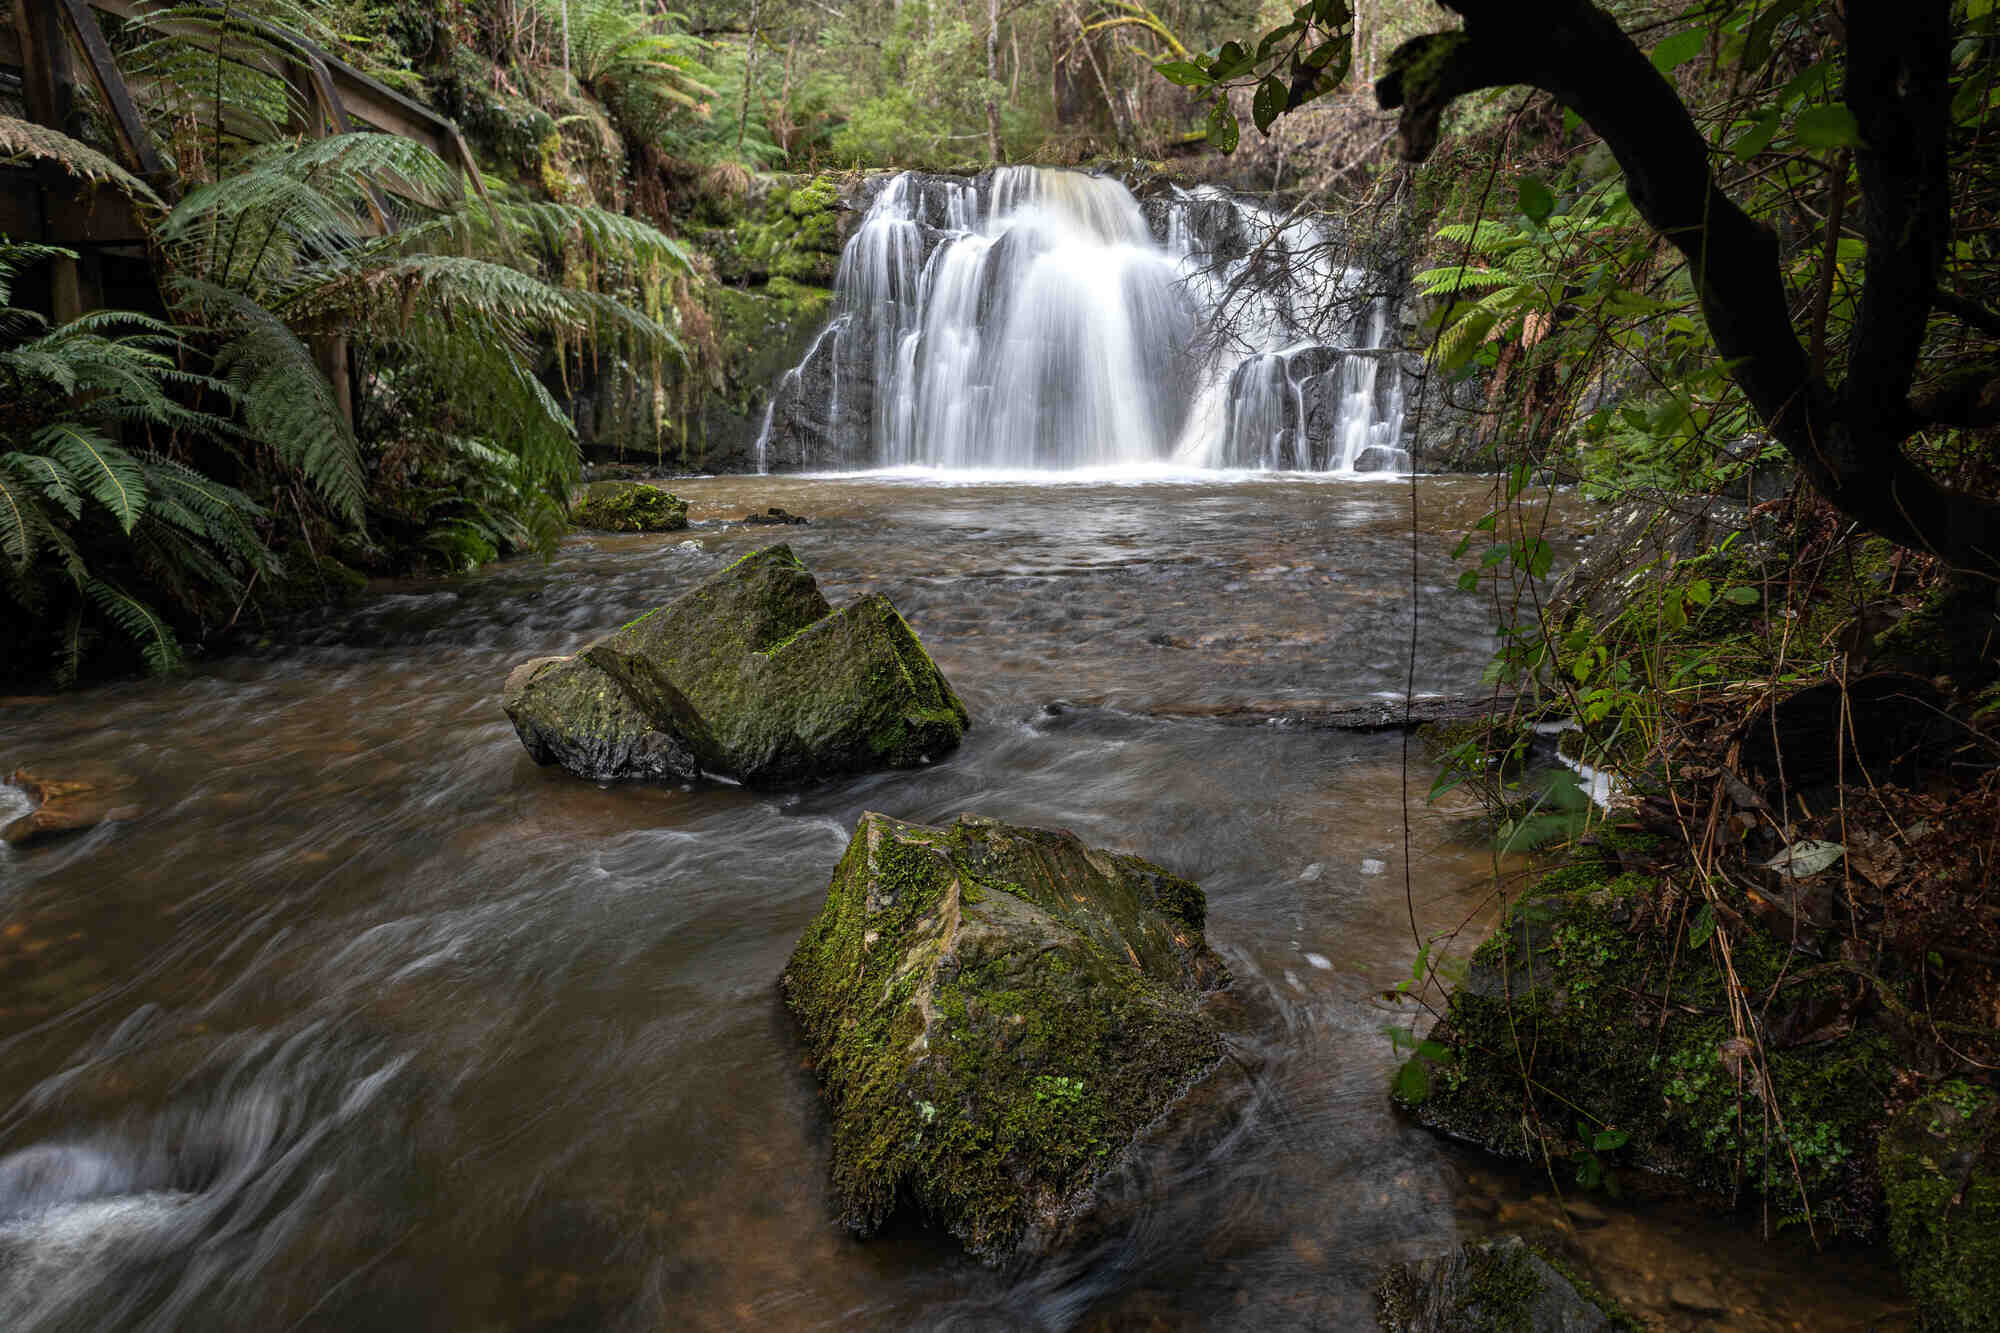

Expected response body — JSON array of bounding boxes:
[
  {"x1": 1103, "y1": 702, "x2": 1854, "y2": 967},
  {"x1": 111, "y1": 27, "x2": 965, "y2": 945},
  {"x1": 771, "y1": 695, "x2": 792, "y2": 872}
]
[
  {"x1": 1376, "y1": 1236, "x2": 1639, "y2": 1332},
  {"x1": 782, "y1": 811, "x2": 1229, "y2": 1262},
  {"x1": 2, "y1": 765, "x2": 143, "y2": 847},
  {"x1": 502, "y1": 545, "x2": 967, "y2": 787}
]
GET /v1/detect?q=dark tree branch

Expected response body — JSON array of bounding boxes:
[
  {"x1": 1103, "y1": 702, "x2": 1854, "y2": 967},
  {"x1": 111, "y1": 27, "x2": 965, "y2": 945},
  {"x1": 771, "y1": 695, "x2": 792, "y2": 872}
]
[
  {"x1": 1936, "y1": 289, "x2": 2000, "y2": 340},
  {"x1": 1378, "y1": 0, "x2": 2000, "y2": 578}
]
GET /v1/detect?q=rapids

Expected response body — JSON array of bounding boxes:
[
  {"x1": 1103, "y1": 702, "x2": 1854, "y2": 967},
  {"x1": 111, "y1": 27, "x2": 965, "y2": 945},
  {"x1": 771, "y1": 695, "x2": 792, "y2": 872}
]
[{"x1": 0, "y1": 476, "x2": 1908, "y2": 1330}]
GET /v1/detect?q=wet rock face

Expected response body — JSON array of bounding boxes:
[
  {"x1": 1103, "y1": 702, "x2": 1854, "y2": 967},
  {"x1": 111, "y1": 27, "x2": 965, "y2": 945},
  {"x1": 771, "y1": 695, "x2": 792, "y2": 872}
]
[
  {"x1": 502, "y1": 546, "x2": 967, "y2": 787},
  {"x1": 782, "y1": 812, "x2": 1229, "y2": 1261},
  {"x1": 1376, "y1": 1237, "x2": 1639, "y2": 1332},
  {"x1": 502, "y1": 656, "x2": 701, "y2": 783}
]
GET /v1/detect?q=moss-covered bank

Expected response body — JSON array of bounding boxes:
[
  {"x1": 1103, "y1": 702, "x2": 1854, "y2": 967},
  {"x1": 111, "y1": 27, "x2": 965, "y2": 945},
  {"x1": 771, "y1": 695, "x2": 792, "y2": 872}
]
[
  {"x1": 782, "y1": 812, "x2": 1229, "y2": 1260},
  {"x1": 1395, "y1": 841, "x2": 1894, "y2": 1237}
]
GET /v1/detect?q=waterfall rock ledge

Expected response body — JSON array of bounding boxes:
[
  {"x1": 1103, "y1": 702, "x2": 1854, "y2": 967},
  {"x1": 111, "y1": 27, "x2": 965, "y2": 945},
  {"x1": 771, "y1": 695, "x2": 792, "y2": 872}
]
[
  {"x1": 502, "y1": 545, "x2": 968, "y2": 786},
  {"x1": 782, "y1": 812, "x2": 1230, "y2": 1261}
]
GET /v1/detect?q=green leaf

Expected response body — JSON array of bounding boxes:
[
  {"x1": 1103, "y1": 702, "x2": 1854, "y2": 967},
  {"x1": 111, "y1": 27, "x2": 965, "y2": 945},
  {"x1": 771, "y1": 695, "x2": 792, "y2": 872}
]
[
  {"x1": 1155, "y1": 60, "x2": 1213, "y2": 88},
  {"x1": 1456, "y1": 568, "x2": 1480, "y2": 593},
  {"x1": 1794, "y1": 103, "x2": 1862, "y2": 149},
  {"x1": 1209, "y1": 40, "x2": 1253, "y2": 81},
  {"x1": 1689, "y1": 903, "x2": 1717, "y2": 948},
  {"x1": 1523, "y1": 537, "x2": 1554, "y2": 580},
  {"x1": 1651, "y1": 27, "x2": 1706, "y2": 73},
  {"x1": 1206, "y1": 101, "x2": 1240, "y2": 153},
  {"x1": 1724, "y1": 584, "x2": 1761, "y2": 605},
  {"x1": 1732, "y1": 109, "x2": 1782, "y2": 161},
  {"x1": 1256, "y1": 21, "x2": 1303, "y2": 62},
  {"x1": 1593, "y1": 1127, "x2": 1630, "y2": 1152},
  {"x1": 1312, "y1": 0, "x2": 1352, "y2": 25},
  {"x1": 1253, "y1": 76, "x2": 1286, "y2": 134},
  {"x1": 1742, "y1": 0, "x2": 1808, "y2": 69},
  {"x1": 1518, "y1": 175, "x2": 1555, "y2": 224}
]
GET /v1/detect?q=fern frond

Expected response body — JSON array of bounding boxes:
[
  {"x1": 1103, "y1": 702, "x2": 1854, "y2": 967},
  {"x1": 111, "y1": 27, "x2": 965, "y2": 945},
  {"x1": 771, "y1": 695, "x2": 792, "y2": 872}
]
[
  {"x1": 167, "y1": 275, "x2": 366, "y2": 528},
  {"x1": 84, "y1": 577, "x2": 183, "y2": 674},
  {"x1": 2, "y1": 451, "x2": 83, "y2": 519},
  {"x1": 36, "y1": 423, "x2": 149, "y2": 532},
  {"x1": 0, "y1": 116, "x2": 164, "y2": 208},
  {"x1": 0, "y1": 466, "x2": 57, "y2": 568}
]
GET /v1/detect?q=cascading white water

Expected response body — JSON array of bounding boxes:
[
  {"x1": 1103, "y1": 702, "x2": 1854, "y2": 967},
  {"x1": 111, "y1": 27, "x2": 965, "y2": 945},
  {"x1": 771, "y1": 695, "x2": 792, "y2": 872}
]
[{"x1": 757, "y1": 167, "x2": 1412, "y2": 473}]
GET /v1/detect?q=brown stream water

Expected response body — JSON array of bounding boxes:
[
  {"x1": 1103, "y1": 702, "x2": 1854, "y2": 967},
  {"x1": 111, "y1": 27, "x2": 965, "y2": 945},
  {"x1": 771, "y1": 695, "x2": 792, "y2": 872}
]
[{"x1": 0, "y1": 474, "x2": 1910, "y2": 1330}]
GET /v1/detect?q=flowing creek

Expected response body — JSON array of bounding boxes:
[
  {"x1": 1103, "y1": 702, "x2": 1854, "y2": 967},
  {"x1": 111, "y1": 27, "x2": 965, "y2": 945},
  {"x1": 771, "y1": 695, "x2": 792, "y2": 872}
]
[{"x1": 0, "y1": 474, "x2": 1909, "y2": 1329}]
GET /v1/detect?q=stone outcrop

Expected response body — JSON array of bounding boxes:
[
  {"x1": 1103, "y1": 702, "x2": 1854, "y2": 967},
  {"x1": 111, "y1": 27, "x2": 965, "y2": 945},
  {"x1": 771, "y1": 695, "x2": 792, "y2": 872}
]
[
  {"x1": 782, "y1": 812, "x2": 1229, "y2": 1260},
  {"x1": 503, "y1": 545, "x2": 967, "y2": 786},
  {"x1": 569, "y1": 482, "x2": 689, "y2": 533}
]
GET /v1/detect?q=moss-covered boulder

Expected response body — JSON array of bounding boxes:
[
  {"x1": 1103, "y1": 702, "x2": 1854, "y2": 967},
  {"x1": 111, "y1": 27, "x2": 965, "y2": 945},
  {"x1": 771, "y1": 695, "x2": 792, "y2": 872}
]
[
  {"x1": 1880, "y1": 1083, "x2": 2000, "y2": 1332},
  {"x1": 570, "y1": 481, "x2": 689, "y2": 533},
  {"x1": 503, "y1": 546, "x2": 967, "y2": 786},
  {"x1": 1376, "y1": 1236, "x2": 1640, "y2": 1332},
  {"x1": 783, "y1": 812, "x2": 1230, "y2": 1260},
  {"x1": 1393, "y1": 850, "x2": 1889, "y2": 1235},
  {"x1": 502, "y1": 655, "x2": 701, "y2": 783}
]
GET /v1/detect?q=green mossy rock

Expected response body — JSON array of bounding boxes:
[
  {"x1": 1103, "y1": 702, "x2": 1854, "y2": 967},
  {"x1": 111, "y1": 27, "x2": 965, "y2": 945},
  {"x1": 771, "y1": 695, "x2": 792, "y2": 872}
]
[
  {"x1": 1881, "y1": 1084, "x2": 2000, "y2": 1333},
  {"x1": 503, "y1": 546, "x2": 967, "y2": 786},
  {"x1": 782, "y1": 812, "x2": 1229, "y2": 1260},
  {"x1": 1394, "y1": 851, "x2": 1888, "y2": 1236},
  {"x1": 502, "y1": 654, "x2": 701, "y2": 783},
  {"x1": 570, "y1": 481, "x2": 689, "y2": 533},
  {"x1": 1376, "y1": 1236, "x2": 1640, "y2": 1332}
]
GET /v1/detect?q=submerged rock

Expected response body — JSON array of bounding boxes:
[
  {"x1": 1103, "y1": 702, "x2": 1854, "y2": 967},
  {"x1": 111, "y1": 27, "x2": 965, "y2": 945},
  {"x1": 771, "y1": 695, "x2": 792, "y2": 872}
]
[
  {"x1": 570, "y1": 481, "x2": 689, "y2": 533},
  {"x1": 783, "y1": 812, "x2": 1229, "y2": 1260},
  {"x1": 503, "y1": 546, "x2": 967, "y2": 786},
  {"x1": 1881, "y1": 1084, "x2": 2000, "y2": 1333},
  {"x1": 1375, "y1": 1236, "x2": 1639, "y2": 1332},
  {"x1": 2, "y1": 765, "x2": 142, "y2": 846}
]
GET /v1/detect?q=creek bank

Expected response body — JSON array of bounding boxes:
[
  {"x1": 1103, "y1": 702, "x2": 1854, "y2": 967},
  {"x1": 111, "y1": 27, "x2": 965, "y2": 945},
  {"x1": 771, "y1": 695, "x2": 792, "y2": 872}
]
[
  {"x1": 502, "y1": 545, "x2": 967, "y2": 787},
  {"x1": 1396, "y1": 479, "x2": 2000, "y2": 1330},
  {"x1": 781, "y1": 811, "x2": 1230, "y2": 1261}
]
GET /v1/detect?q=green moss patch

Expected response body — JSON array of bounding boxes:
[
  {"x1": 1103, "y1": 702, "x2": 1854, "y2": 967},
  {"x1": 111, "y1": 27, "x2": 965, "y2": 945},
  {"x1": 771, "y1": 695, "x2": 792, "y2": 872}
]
[
  {"x1": 782, "y1": 812, "x2": 1229, "y2": 1260},
  {"x1": 1396, "y1": 850, "x2": 1892, "y2": 1236},
  {"x1": 570, "y1": 481, "x2": 689, "y2": 533},
  {"x1": 1881, "y1": 1084, "x2": 2000, "y2": 1332}
]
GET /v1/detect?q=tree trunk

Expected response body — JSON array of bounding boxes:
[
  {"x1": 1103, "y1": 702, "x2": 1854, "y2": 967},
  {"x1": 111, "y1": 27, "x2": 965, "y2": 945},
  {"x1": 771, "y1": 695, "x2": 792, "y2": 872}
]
[
  {"x1": 985, "y1": 0, "x2": 1005, "y2": 163},
  {"x1": 1377, "y1": 0, "x2": 2000, "y2": 577},
  {"x1": 737, "y1": 0, "x2": 759, "y2": 155}
]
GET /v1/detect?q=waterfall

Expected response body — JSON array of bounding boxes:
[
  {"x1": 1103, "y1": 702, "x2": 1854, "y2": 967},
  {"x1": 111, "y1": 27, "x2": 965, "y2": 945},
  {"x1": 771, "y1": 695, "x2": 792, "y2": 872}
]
[{"x1": 759, "y1": 167, "x2": 1411, "y2": 474}]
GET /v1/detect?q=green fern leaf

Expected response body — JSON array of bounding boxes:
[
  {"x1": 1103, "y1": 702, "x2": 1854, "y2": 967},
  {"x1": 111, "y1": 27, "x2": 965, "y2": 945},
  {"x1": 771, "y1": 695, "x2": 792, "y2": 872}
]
[
  {"x1": 36, "y1": 423, "x2": 149, "y2": 532},
  {"x1": 84, "y1": 578, "x2": 183, "y2": 674}
]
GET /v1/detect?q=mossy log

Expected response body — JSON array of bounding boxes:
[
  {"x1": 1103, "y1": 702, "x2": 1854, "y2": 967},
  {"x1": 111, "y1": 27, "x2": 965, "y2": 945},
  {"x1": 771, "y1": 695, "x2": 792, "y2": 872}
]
[{"x1": 783, "y1": 812, "x2": 1229, "y2": 1260}]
